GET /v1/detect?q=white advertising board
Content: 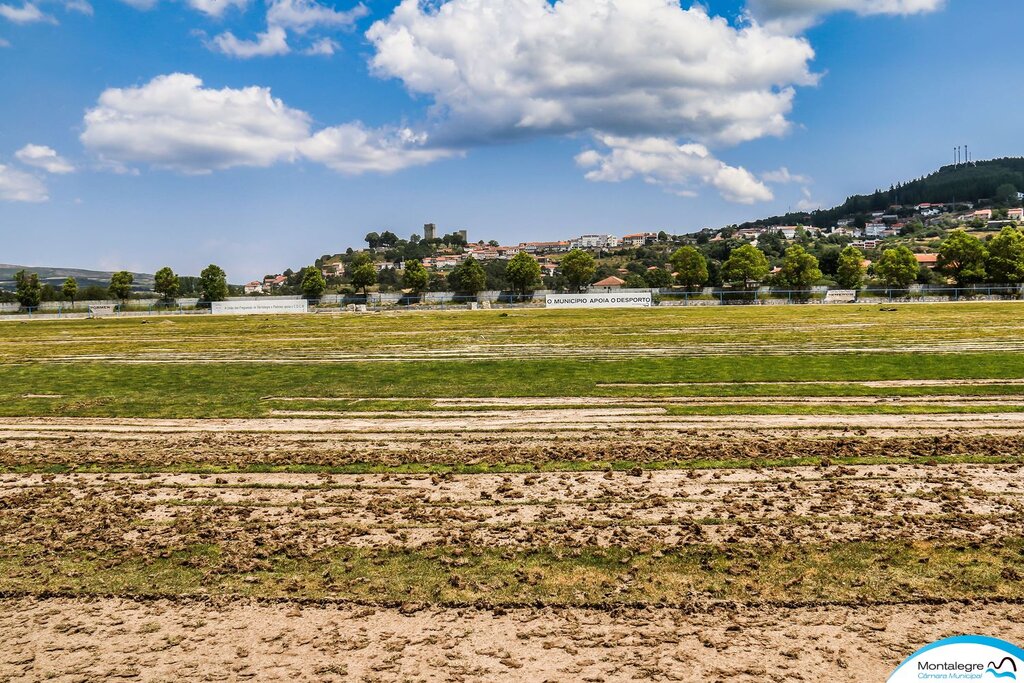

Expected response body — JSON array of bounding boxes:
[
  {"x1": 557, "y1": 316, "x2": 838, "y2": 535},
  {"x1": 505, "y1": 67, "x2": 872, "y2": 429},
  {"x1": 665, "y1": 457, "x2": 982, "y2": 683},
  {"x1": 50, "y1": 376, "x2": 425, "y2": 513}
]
[
  {"x1": 545, "y1": 292, "x2": 653, "y2": 309},
  {"x1": 211, "y1": 299, "x2": 309, "y2": 315}
]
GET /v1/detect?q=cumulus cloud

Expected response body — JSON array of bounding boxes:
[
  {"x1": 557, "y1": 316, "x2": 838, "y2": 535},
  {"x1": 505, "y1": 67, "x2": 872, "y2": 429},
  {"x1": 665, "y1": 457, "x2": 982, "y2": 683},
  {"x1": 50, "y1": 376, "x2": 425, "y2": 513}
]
[
  {"x1": 266, "y1": 0, "x2": 366, "y2": 33},
  {"x1": 0, "y1": 164, "x2": 48, "y2": 202},
  {"x1": 795, "y1": 186, "x2": 821, "y2": 211},
  {"x1": 303, "y1": 36, "x2": 337, "y2": 55},
  {"x1": 80, "y1": 73, "x2": 450, "y2": 176},
  {"x1": 187, "y1": 0, "x2": 249, "y2": 16},
  {"x1": 80, "y1": 73, "x2": 312, "y2": 173},
  {"x1": 367, "y1": 0, "x2": 816, "y2": 148},
  {"x1": 747, "y1": 0, "x2": 945, "y2": 32},
  {"x1": 117, "y1": 0, "x2": 248, "y2": 13},
  {"x1": 302, "y1": 124, "x2": 456, "y2": 174},
  {"x1": 762, "y1": 166, "x2": 811, "y2": 185},
  {"x1": 576, "y1": 136, "x2": 773, "y2": 204},
  {"x1": 208, "y1": 0, "x2": 365, "y2": 58},
  {"x1": 361, "y1": 0, "x2": 818, "y2": 201},
  {"x1": 0, "y1": 2, "x2": 56, "y2": 23},
  {"x1": 15, "y1": 144, "x2": 75, "y2": 174},
  {"x1": 65, "y1": 0, "x2": 93, "y2": 15},
  {"x1": 211, "y1": 24, "x2": 289, "y2": 57}
]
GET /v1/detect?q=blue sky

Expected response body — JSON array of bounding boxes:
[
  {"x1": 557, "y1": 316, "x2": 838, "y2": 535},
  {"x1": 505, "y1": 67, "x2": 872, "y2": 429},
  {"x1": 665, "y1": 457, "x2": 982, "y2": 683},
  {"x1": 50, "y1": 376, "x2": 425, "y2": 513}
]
[{"x1": 0, "y1": 0, "x2": 1019, "y2": 280}]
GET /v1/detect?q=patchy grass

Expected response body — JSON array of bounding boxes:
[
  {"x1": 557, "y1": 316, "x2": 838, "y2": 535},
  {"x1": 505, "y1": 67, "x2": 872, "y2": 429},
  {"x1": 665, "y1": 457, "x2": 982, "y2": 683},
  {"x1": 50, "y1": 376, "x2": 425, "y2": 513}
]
[
  {"x1": 2, "y1": 452, "x2": 1021, "y2": 476},
  {"x1": 3, "y1": 352, "x2": 1024, "y2": 417},
  {"x1": 2, "y1": 541, "x2": 1021, "y2": 607}
]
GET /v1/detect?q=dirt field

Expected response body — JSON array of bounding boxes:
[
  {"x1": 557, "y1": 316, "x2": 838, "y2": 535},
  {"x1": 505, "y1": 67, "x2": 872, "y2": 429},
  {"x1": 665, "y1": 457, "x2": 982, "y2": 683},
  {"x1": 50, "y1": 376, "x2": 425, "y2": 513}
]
[
  {"x1": 3, "y1": 307, "x2": 1024, "y2": 680},
  {"x1": 4, "y1": 598, "x2": 1023, "y2": 682}
]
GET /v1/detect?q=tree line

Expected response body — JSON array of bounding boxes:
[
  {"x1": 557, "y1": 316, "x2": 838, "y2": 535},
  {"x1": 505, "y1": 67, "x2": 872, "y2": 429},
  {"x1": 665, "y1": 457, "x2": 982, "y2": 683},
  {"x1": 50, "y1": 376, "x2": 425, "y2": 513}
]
[{"x1": 9, "y1": 265, "x2": 230, "y2": 310}]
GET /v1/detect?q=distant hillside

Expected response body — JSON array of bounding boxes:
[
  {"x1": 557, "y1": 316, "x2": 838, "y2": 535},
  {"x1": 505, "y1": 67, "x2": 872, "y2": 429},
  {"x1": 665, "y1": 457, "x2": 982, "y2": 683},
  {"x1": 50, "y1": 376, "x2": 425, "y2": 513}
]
[
  {"x1": 737, "y1": 157, "x2": 1024, "y2": 230},
  {"x1": 0, "y1": 264, "x2": 155, "y2": 291}
]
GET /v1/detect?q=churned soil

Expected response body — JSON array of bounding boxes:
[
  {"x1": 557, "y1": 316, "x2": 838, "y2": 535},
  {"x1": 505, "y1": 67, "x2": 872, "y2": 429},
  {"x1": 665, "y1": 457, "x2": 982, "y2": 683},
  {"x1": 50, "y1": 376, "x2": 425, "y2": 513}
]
[
  {"x1": 2, "y1": 597, "x2": 1023, "y2": 682},
  {"x1": 4, "y1": 413, "x2": 1024, "y2": 469},
  {"x1": 2, "y1": 465, "x2": 1022, "y2": 553}
]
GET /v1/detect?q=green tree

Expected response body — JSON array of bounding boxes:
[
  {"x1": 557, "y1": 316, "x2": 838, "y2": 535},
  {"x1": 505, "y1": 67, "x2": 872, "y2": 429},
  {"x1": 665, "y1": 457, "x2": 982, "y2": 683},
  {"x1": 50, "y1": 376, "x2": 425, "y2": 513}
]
[
  {"x1": 350, "y1": 254, "x2": 378, "y2": 296},
  {"x1": 199, "y1": 264, "x2": 229, "y2": 302},
  {"x1": 938, "y1": 229, "x2": 988, "y2": 285},
  {"x1": 108, "y1": 271, "x2": 134, "y2": 302},
  {"x1": 778, "y1": 245, "x2": 822, "y2": 290},
  {"x1": 835, "y1": 245, "x2": 866, "y2": 289},
  {"x1": 448, "y1": 256, "x2": 487, "y2": 295},
  {"x1": 300, "y1": 266, "x2": 327, "y2": 299},
  {"x1": 875, "y1": 246, "x2": 919, "y2": 288},
  {"x1": 504, "y1": 252, "x2": 542, "y2": 298},
  {"x1": 986, "y1": 226, "x2": 1024, "y2": 284},
  {"x1": 402, "y1": 259, "x2": 429, "y2": 293},
  {"x1": 669, "y1": 246, "x2": 708, "y2": 289},
  {"x1": 623, "y1": 273, "x2": 648, "y2": 288},
  {"x1": 14, "y1": 270, "x2": 42, "y2": 309},
  {"x1": 61, "y1": 277, "x2": 78, "y2": 305},
  {"x1": 153, "y1": 267, "x2": 180, "y2": 301},
  {"x1": 756, "y1": 230, "x2": 786, "y2": 259},
  {"x1": 643, "y1": 267, "x2": 673, "y2": 288},
  {"x1": 722, "y1": 244, "x2": 770, "y2": 288},
  {"x1": 996, "y1": 183, "x2": 1020, "y2": 207},
  {"x1": 560, "y1": 249, "x2": 597, "y2": 292}
]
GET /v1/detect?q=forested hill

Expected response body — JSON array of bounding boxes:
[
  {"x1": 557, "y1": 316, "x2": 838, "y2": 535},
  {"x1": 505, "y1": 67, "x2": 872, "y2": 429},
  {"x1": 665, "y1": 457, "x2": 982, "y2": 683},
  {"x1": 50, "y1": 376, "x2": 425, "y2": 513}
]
[
  {"x1": 738, "y1": 157, "x2": 1024, "y2": 230},
  {"x1": 0, "y1": 265, "x2": 154, "y2": 290}
]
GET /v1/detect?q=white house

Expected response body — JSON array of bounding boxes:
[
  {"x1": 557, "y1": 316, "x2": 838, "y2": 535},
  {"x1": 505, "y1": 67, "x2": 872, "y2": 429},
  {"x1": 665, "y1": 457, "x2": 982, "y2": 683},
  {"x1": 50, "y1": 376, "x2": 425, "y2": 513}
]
[
  {"x1": 1008, "y1": 208, "x2": 1024, "y2": 222},
  {"x1": 865, "y1": 223, "x2": 888, "y2": 238},
  {"x1": 243, "y1": 281, "x2": 264, "y2": 294},
  {"x1": 572, "y1": 234, "x2": 621, "y2": 249},
  {"x1": 621, "y1": 232, "x2": 658, "y2": 248}
]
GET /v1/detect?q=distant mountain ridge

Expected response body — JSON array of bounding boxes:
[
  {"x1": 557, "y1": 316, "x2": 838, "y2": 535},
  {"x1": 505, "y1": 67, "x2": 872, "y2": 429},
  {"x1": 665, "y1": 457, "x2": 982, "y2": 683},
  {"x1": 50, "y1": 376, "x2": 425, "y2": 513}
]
[
  {"x1": 0, "y1": 264, "x2": 155, "y2": 290},
  {"x1": 735, "y1": 157, "x2": 1024, "y2": 231}
]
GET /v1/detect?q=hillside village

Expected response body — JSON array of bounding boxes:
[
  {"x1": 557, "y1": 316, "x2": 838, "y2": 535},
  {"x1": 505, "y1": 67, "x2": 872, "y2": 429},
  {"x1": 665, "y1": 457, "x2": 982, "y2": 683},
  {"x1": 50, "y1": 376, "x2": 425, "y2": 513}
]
[
  {"x1": 247, "y1": 190, "x2": 1024, "y2": 298},
  {"x1": 5, "y1": 159, "x2": 1024, "y2": 308}
]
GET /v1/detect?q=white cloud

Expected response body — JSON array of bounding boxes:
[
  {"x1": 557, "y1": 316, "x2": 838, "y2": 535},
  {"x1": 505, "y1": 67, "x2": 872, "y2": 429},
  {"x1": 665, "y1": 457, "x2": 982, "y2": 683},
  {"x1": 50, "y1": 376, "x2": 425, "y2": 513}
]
[
  {"x1": 368, "y1": 0, "x2": 816, "y2": 148},
  {"x1": 303, "y1": 36, "x2": 337, "y2": 55},
  {"x1": 576, "y1": 136, "x2": 773, "y2": 204},
  {"x1": 15, "y1": 144, "x2": 75, "y2": 173},
  {"x1": 795, "y1": 186, "x2": 821, "y2": 211},
  {"x1": 762, "y1": 166, "x2": 811, "y2": 184},
  {"x1": 362, "y1": 0, "x2": 817, "y2": 201},
  {"x1": 188, "y1": 0, "x2": 248, "y2": 16},
  {"x1": 80, "y1": 73, "x2": 311, "y2": 173},
  {"x1": 266, "y1": 0, "x2": 366, "y2": 33},
  {"x1": 302, "y1": 124, "x2": 456, "y2": 174},
  {"x1": 209, "y1": 0, "x2": 364, "y2": 59},
  {"x1": 211, "y1": 24, "x2": 289, "y2": 57},
  {"x1": 0, "y1": 2, "x2": 56, "y2": 23},
  {"x1": 117, "y1": 0, "x2": 247, "y2": 13},
  {"x1": 747, "y1": 0, "x2": 945, "y2": 32},
  {"x1": 0, "y1": 164, "x2": 48, "y2": 202},
  {"x1": 0, "y1": 37, "x2": 9, "y2": 46},
  {"x1": 80, "y1": 72, "x2": 451, "y2": 176},
  {"x1": 65, "y1": 0, "x2": 93, "y2": 15}
]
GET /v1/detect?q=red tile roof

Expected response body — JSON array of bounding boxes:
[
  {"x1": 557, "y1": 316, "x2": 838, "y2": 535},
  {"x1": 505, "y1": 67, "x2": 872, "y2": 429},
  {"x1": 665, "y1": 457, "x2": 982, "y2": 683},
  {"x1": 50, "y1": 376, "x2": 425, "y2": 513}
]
[{"x1": 593, "y1": 276, "x2": 626, "y2": 287}]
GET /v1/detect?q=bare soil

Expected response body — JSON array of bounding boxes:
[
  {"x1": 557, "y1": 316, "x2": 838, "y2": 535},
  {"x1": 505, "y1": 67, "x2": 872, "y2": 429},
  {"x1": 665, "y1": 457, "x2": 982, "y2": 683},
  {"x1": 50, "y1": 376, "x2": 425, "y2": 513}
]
[
  {"x1": 3, "y1": 411, "x2": 1024, "y2": 469},
  {"x1": 3, "y1": 597, "x2": 1023, "y2": 682},
  {"x1": 2, "y1": 465, "x2": 1022, "y2": 553}
]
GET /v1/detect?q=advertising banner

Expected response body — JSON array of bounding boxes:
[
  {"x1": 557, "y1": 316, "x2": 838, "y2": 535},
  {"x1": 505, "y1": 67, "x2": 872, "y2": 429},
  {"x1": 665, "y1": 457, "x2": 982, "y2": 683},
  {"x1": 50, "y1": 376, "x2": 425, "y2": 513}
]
[
  {"x1": 545, "y1": 292, "x2": 653, "y2": 309},
  {"x1": 211, "y1": 299, "x2": 309, "y2": 315}
]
